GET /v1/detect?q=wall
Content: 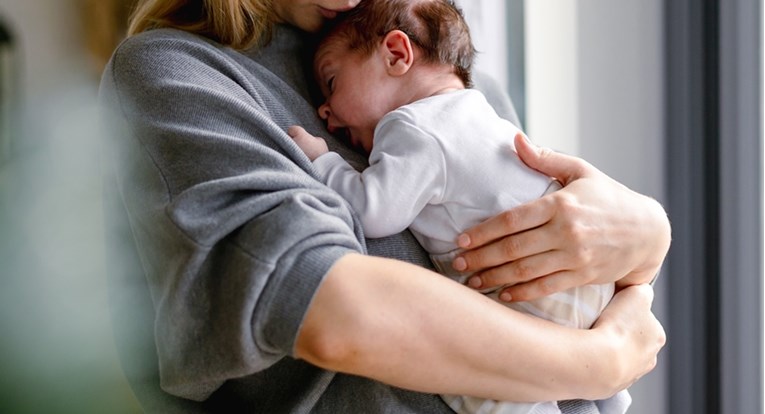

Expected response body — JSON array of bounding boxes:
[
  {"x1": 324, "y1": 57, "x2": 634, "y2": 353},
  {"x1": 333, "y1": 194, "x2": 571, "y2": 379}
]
[
  {"x1": 455, "y1": 0, "x2": 509, "y2": 92},
  {"x1": 525, "y1": 1, "x2": 668, "y2": 413}
]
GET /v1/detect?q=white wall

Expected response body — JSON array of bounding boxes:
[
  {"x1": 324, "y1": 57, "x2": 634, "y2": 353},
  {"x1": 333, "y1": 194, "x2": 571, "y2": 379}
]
[
  {"x1": 525, "y1": 1, "x2": 667, "y2": 413},
  {"x1": 524, "y1": 1, "x2": 579, "y2": 155},
  {"x1": 455, "y1": 0, "x2": 510, "y2": 92},
  {"x1": 525, "y1": 0, "x2": 665, "y2": 197}
]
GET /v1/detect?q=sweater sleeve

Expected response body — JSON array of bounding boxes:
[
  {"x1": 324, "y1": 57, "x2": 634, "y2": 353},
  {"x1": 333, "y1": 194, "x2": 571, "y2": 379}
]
[{"x1": 99, "y1": 31, "x2": 364, "y2": 401}]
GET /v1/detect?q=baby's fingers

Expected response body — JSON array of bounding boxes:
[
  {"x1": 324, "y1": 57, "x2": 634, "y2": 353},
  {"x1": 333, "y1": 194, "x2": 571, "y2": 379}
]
[{"x1": 288, "y1": 125, "x2": 312, "y2": 140}]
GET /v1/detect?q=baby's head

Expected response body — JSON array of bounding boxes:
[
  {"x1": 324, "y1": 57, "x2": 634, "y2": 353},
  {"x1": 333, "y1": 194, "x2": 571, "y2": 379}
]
[
  {"x1": 318, "y1": 0, "x2": 475, "y2": 87},
  {"x1": 312, "y1": 0, "x2": 476, "y2": 154}
]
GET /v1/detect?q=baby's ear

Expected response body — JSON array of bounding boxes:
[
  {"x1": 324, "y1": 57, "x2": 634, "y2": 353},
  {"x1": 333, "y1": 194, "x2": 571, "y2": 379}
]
[{"x1": 381, "y1": 30, "x2": 414, "y2": 76}]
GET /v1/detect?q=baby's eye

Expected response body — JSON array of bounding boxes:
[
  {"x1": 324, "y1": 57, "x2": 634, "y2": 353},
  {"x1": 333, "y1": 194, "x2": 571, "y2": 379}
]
[{"x1": 327, "y1": 76, "x2": 335, "y2": 92}]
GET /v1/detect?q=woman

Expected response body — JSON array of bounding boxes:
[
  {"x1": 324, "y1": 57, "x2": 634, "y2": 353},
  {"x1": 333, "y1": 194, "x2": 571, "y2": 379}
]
[{"x1": 100, "y1": 0, "x2": 669, "y2": 412}]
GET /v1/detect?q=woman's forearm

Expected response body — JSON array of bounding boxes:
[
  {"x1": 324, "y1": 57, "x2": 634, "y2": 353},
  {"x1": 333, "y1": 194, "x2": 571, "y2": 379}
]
[{"x1": 295, "y1": 253, "x2": 659, "y2": 402}]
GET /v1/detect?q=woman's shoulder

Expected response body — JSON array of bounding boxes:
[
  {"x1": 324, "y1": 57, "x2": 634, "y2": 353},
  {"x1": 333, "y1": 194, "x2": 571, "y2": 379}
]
[
  {"x1": 119, "y1": 27, "x2": 218, "y2": 50},
  {"x1": 104, "y1": 28, "x2": 255, "y2": 97},
  {"x1": 111, "y1": 28, "x2": 227, "y2": 68}
]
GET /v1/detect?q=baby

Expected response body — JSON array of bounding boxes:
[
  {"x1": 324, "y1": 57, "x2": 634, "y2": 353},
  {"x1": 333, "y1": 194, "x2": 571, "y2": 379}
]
[{"x1": 289, "y1": 1, "x2": 629, "y2": 413}]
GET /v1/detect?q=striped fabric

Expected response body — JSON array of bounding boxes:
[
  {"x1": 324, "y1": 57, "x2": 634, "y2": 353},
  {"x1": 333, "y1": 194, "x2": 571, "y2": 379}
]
[{"x1": 558, "y1": 400, "x2": 600, "y2": 414}]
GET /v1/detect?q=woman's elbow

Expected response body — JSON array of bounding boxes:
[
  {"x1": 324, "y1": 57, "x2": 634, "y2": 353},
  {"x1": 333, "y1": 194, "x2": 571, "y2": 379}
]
[{"x1": 295, "y1": 324, "x2": 360, "y2": 370}]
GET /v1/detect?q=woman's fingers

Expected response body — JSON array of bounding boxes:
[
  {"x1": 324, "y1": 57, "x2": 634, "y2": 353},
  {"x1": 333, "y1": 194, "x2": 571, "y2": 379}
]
[
  {"x1": 456, "y1": 196, "x2": 555, "y2": 252},
  {"x1": 497, "y1": 270, "x2": 582, "y2": 302},
  {"x1": 454, "y1": 216, "x2": 551, "y2": 273},
  {"x1": 466, "y1": 250, "x2": 581, "y2": 299}
]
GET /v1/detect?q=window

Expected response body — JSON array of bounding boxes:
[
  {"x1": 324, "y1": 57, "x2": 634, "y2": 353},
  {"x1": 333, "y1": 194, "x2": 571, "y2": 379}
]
[{"x1": 666, "y1": 0, "x2": 763, "y2": 412}]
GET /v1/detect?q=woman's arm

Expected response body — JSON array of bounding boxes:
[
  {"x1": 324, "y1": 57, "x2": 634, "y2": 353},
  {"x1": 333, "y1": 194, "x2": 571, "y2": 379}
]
[
  {"x1": 296, "y1": 253, "x2": 665, "y2": 403},
  {"x1": 102, "y1": 31, "x2": 370, "y2": 401},
  {"x1": 453, "y1": 134, "x2": 671, "y2": 301}
]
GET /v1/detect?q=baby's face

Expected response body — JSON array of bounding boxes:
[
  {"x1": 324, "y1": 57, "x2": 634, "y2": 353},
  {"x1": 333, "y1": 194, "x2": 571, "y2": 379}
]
[{"x1": 314, "y1": 37, "x2": 400, "y2": 154}]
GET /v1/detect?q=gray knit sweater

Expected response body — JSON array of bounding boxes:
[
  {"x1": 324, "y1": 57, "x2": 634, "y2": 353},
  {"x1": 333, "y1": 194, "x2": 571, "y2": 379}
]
[{"x1": 100, "y1": 24, "x2": 594, "y2": 414}]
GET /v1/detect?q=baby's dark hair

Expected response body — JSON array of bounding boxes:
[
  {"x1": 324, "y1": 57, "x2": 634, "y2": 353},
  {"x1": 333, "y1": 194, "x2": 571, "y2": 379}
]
[{"x1": 320, "y1": 0, "x2": 476, "y2": 87}]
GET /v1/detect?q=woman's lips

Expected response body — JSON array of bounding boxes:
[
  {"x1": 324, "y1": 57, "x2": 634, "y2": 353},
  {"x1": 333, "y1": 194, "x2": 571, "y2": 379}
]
[
  {"x1": 318, "y1": 8, "x2": 338, "y2": 19},
  {"x1": 319, "y1": 4, "x2": 356, "y2": 19}
]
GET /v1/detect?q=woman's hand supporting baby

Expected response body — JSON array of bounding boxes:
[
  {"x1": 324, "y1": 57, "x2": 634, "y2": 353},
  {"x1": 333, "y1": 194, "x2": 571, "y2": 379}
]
[
  {"x1": 454, "y1": 134, "x2": 671, "y2": 302},
  {"x1": 289, "y1": 126, "x2": 329, "y2": 161}
]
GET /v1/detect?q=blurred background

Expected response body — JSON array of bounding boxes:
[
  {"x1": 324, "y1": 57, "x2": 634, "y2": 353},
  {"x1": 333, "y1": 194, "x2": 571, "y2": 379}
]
[
  {"x1": 0, "y1": 0, "x2": 141, "y2": 412},
  {"x1": 0, "y1": 0, "x2": 761, "y2": 413}
]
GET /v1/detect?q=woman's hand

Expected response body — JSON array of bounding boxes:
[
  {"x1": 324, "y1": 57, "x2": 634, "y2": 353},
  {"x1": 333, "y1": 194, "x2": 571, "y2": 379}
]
[
  {"x1": 590, "y1": 284, "x2": 666, "y2": 394},
  {"x1": 453, "y1": 134, "x2": 671, "y2": 302}
]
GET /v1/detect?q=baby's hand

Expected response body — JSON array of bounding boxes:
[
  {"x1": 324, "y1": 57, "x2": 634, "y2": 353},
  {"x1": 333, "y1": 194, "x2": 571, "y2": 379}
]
[{"x1": 288, "y1": 126, "x2": 329, "y2": 161}]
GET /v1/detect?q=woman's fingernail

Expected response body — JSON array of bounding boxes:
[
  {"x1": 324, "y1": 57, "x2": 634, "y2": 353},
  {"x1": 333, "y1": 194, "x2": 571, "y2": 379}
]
[
  {"x1": 453, "y1": 257, "x2": 467, "y2": 271},
  {"x1": 499, "y1": 291, "x2": 513, "y2": 302},
  {"x1": 467, "y1": 276, "x2": 482, "y2": 288},
  {"x1": 457, "y1": 233, "x2": 471, "y2": 248}
]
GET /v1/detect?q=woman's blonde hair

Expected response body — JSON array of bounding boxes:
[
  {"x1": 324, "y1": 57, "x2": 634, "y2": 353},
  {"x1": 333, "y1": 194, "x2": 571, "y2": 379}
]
[{"x1": 128, "y1": 0, "x2": 274, "y2": 49}]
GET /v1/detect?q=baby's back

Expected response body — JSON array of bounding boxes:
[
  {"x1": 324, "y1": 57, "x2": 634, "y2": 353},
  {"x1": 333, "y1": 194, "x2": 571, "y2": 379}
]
[{"x1": 390, "y1": 89, "x2": 555, "y2": 254}]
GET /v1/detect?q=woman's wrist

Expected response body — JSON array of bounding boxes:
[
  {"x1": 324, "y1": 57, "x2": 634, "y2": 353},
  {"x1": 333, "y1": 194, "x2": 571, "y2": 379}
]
[
  {"x1": 584, "y1": 318, "x2": 635, "y2": 398},
  {"x1": 588, "y1": 285, "x2": 664, "y2": 395},
  {"x1": 616, "y1": 196, "x2": 671, "y2": 288}
]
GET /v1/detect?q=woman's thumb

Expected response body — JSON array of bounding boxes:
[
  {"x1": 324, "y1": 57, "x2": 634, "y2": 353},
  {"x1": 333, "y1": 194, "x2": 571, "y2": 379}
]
[{"x1": 514, "y1": 133, "x2": 588, "y2": 184}]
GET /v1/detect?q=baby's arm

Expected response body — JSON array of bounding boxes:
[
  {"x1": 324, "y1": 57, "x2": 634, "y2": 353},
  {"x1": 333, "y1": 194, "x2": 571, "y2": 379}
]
[
  {"x1": 289, "y1": 122, "x2": 443, "y2": 239},
  {"x1": 288, "y1": 126, "x2": 328, "y2": 161}
]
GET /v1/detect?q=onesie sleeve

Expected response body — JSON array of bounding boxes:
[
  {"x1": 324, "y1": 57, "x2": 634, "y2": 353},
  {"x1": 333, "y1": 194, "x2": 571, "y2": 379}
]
[
  {"x1": 312, "y1": 116, "x2": 446, "y2": 238},
  {"x1": 100, "y1": 31, "x2": 364, "y2": 401}
]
